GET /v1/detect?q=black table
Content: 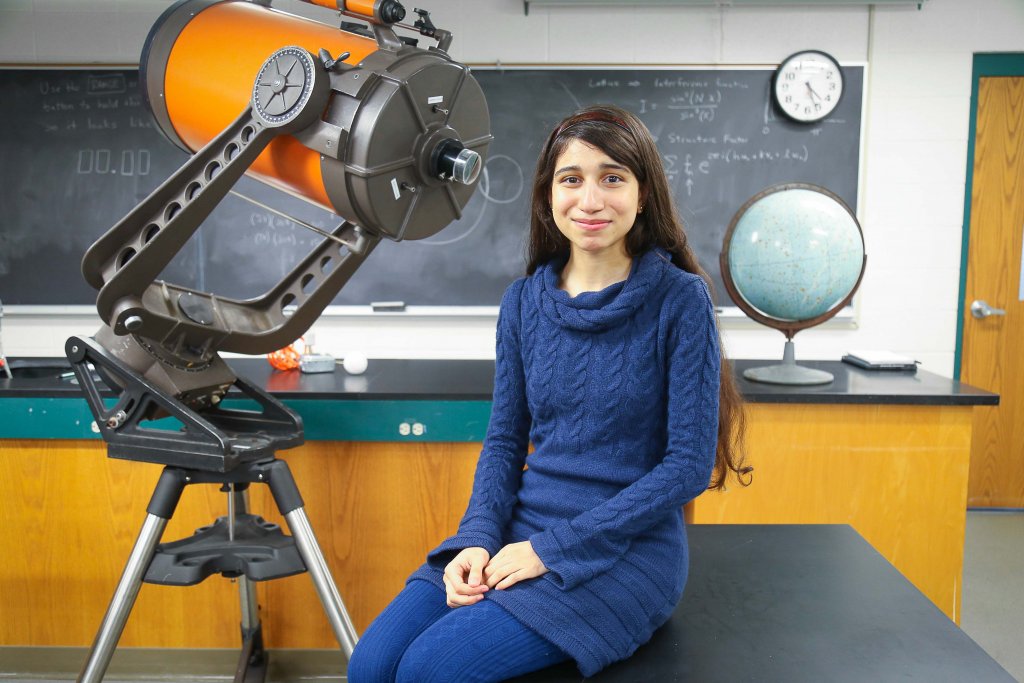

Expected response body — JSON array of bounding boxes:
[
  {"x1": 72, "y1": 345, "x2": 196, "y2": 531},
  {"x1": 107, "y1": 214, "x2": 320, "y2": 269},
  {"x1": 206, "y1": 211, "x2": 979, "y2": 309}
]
[{"x1": 510, "y1": 525, "x2": 1013, "y2": 682}]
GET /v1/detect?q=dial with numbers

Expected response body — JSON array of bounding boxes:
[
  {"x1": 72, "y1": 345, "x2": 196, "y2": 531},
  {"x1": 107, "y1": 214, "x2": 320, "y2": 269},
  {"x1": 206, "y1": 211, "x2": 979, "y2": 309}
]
[{"x1": 773, "y1": 50, "x2": 844, "y2": 123}]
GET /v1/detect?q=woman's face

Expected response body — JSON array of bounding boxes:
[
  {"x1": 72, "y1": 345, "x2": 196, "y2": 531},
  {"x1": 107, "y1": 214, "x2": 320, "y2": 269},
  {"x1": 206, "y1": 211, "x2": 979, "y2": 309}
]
[{"x1": 550, "y1": 139, "x2": 641, "y2": 259}]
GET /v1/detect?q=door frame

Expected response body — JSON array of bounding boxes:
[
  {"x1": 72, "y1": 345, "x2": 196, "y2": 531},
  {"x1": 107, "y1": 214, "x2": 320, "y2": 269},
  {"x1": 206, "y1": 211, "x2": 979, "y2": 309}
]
[{"x1": 954, "y1": 52, "x2": 1024, "y2": 380}]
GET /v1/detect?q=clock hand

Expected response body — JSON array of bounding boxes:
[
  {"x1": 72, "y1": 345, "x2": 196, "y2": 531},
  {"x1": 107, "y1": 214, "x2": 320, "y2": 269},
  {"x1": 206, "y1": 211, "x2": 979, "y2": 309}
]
[{"x1": 805, "y1": 81, "x2": 823, "y2": 103}]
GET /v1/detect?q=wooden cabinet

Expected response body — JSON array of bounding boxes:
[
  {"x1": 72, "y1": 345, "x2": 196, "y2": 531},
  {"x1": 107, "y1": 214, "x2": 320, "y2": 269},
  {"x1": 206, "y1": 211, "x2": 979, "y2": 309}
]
[
  {"x1": 0, "y1": 399, "x2": 974, "y2": 648},
  {"x1": 692, "y1": 403, "x2": 973, "y2": 623}
]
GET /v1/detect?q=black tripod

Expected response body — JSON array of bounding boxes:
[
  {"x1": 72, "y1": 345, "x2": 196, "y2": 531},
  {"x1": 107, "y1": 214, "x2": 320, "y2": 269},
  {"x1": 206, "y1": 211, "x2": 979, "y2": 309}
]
[{"x1": 67, "y1": 336, "x2": 357, "y2": 683}]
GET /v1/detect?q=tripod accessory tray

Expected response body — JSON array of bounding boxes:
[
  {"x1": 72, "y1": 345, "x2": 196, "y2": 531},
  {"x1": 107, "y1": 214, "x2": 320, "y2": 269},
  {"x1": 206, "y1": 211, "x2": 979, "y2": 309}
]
[
  {"x1": 146, "y1": 513, "x2": 306, "y2": 586},
  {"x1": 141, "y1": 458, "x2": 310, "y2": 586}
]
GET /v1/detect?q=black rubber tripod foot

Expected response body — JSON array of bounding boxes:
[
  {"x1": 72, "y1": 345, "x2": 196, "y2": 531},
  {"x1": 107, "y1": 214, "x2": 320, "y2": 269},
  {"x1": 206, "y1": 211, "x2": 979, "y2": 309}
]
[{"x1": 237, "y1": 623, "x2": 268, "y2": 683}]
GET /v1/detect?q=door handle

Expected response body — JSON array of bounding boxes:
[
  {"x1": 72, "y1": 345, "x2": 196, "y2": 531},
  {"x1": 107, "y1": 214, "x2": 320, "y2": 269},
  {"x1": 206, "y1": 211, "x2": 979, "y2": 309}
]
[{"x1": 971, "y1": 300, "x2": 1007, "y2": 319}]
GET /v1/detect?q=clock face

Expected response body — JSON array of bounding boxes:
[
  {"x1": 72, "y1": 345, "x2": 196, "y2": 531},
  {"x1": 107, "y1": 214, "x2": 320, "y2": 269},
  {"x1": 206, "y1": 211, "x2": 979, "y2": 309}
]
[{"x1": 773, "y1": 50, "x2": 844, "y2": 123}]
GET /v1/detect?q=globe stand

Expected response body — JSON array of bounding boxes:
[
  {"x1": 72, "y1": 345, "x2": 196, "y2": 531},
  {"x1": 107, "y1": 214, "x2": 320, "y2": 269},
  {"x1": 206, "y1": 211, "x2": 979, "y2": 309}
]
[
  {"x1": 743, "y1": 339, "x2": 833, "y2": 385},
  {"x1": 720, "y1": 183, "x2": 867, "y2": 387}
]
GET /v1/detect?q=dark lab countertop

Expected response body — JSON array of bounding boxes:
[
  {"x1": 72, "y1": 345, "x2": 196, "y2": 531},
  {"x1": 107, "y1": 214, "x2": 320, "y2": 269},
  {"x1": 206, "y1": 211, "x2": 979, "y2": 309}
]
[
  {"x1": 0, "y1": 357, "x2": 999, "y2": 406},
  {"x1": 732, "y1": 359, "x2": 997, "y2": 406},
  {"x1": 0, "y1": 356, "x2": 997, "y2": 441},
  {"x1": 0, "y1": 357, "x2": 497, "y2": 401}
]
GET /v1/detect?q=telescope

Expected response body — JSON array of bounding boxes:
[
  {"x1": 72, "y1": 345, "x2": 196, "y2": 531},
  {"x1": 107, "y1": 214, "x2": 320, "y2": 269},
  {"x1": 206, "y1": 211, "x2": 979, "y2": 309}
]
[
  {"x1": 65, "y1": 1, "x2": 490, "y2": 680},
  {"x1": 75, "y1": 0, "x2": 490, "y2": 413}
]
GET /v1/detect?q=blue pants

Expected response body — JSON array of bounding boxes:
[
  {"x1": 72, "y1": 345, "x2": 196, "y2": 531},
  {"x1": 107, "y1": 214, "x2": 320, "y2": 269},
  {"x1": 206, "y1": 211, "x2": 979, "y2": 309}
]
[{"x1": 347, "y1": 580, "x2": 571, "y2": 683}]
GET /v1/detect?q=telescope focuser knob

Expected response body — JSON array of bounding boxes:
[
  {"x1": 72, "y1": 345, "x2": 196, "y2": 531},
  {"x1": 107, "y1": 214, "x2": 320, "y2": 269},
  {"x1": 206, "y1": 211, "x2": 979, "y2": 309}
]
[{"x1": 318, "y1": 48, "x2": 352, "y2": 72}]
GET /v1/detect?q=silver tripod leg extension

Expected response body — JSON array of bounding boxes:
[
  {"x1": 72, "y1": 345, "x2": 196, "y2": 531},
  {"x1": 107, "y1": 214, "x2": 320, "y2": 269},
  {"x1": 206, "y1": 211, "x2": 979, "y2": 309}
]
[
  {"x1": 234, "y1": 488, "x2": 261, "y2": 634},
  {"x1": 233, "y1": 487, "x2": 267, "y2": 683},
  {"x1": 284, "y1": 507, "x2": 359, "y2": 657},
  {"x1": 78, "y1": 514, "x2": 168, "y2": 683}
]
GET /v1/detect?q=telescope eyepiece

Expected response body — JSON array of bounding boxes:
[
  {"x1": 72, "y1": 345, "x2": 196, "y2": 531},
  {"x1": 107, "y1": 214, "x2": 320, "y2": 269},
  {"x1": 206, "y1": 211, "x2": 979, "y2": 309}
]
[{"x1": 434, "y1": 139, "x2": 481, "y2": 185}]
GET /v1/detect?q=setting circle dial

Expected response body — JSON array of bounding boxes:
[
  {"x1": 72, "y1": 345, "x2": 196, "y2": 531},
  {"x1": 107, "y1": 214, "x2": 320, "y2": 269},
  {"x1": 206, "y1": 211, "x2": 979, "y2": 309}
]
[{"x1": 252, "y1": 47, "x2": 318, "y2": 126}]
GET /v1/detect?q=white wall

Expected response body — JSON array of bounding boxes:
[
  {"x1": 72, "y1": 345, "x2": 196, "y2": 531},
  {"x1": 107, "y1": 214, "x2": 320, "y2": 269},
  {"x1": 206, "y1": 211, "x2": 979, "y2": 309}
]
[{"x1": 2, "y1": 0, "x2": 1023, "y2": 376}]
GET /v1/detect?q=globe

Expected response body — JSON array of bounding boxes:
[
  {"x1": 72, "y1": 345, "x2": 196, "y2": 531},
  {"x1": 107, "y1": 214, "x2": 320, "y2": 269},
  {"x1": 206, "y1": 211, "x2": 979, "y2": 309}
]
[{"x1": 720, "y1": 183, "x2": 866, "y2": 385}]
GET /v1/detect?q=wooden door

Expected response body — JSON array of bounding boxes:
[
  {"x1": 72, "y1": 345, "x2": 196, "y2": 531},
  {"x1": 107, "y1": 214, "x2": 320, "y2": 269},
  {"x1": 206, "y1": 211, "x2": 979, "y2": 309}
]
[{"x1": 962, "y1": 75, "x2": 1024, "y2": 508}]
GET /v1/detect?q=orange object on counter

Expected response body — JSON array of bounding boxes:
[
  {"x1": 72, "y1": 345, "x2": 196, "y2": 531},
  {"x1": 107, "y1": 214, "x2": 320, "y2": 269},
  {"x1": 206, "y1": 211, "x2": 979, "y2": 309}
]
[{"x1": 267, "y1": 338, "x2": 303, "y2": 371}]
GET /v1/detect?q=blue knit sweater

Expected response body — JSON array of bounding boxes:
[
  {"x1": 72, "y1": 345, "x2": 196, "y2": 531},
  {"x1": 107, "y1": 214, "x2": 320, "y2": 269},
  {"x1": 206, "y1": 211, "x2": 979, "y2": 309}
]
[{"x1": 409, "y1": 247, "x2": 721, "y2": 676}]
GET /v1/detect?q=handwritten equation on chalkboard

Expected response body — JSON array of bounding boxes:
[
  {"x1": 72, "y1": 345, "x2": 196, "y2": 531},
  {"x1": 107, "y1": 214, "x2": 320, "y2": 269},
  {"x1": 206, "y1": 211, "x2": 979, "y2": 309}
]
[{"x1": 38, "y1": 72, "x2": 156, "y2": 173}]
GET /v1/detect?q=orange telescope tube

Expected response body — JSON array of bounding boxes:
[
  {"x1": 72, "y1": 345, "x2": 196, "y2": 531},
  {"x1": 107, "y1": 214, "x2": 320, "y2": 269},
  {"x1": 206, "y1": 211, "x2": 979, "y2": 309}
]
[
  {"x1": 143, "y1": 1, "x2": 377, "y2": 211},
  {"x1": 142, "y1": 0, "x2": 489, "y2": 241}
]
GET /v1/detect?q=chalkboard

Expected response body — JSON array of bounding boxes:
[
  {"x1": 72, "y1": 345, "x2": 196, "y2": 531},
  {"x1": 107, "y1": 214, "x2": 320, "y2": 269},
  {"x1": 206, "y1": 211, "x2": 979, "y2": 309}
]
[{"x1": 0, "y1": 66, "x2": 862, "y2": 308}]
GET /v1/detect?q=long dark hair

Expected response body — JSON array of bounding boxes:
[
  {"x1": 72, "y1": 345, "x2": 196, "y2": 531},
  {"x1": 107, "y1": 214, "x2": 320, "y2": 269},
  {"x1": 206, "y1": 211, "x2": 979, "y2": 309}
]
[{"x1": 527, "y1": 104, "x2": 749, "y2": 490}]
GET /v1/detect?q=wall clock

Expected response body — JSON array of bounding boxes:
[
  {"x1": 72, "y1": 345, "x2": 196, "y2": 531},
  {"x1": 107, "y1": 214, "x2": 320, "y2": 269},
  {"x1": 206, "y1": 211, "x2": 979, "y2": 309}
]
[{"x1": 773, "y1": 50, "x2": 844, "y2": 123}]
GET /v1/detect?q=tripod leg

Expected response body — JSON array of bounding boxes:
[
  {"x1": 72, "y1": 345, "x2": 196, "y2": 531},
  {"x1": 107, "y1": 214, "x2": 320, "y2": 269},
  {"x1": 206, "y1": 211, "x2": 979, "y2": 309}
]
[
  {"x1": 286, "y1": 507, "x2": 359, "y2": 657},
  {"x1": 262, "y1": 459, "x2": 358, "y2": 657},
  {"x1": 78, "y1": 467, "x2": 188, "y2": 683},
  {"x1": 78, "y1": 514, "x2": 168, "y2": 683},
  {"x1": 233, "y1": 487, "x2": 267, "y2": 683},
  {"x1": 235, "y1": 575, "x2": 267, "y2": 683}
]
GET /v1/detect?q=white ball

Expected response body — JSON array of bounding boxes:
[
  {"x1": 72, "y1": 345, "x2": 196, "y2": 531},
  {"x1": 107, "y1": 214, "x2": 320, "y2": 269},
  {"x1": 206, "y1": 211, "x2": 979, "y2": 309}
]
[{"x1": 342, "y1": 353, "x2": 368, "y2": 375}]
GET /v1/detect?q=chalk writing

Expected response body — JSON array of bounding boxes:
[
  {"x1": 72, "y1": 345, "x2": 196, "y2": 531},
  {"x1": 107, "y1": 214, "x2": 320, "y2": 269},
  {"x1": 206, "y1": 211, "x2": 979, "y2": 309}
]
[
  {"x1": 673, "y1": 106, "x2": 717, "y2": 123},
  {"x1": 653, "y1": 77, "x2": 708, "y2": 88},
  {"x1": 41, "y1": 101, "x2": 75, "y2": 113},
  {"x1": 1, "y1": 66, "x2": 863, "y2": 308},
  {"x1": 76, "y1": 148, "x2": 151, "y2": 176},
  {"x1": 708, "y1": 146, "x2": 810, "y2": 164},
  {"x1": 714, "y1": 78, "x2": 749, "y2": 89},
  {"x1": 249, "y1": 212, "x2": 326, "y2": 249},
  {"x1": 87, "y1": 74, "x2": 127, "y2": 95},
  {"x1": 666, "y1": 133, "x2": 718, "y2": 145},
  {"x1": 38, "y1": 79, "x2": 81, "y2": 95},
  {"x1": 670, "y1": 90, "x2": 723, "y2": 106},
  {"x1": 87, "y1": 117, "x2": 117, "y2": 130}
]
